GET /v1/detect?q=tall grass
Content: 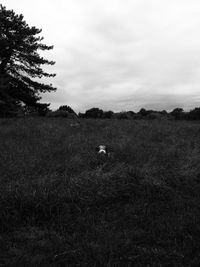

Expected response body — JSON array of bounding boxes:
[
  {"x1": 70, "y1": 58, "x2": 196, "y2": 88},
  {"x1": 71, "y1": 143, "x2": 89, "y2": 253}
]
[{"x1": 0, "y1": 118, "x2": 200, "y2": 266}]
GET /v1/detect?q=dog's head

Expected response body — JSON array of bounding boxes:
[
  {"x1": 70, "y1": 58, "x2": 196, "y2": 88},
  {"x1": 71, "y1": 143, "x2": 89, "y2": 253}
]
[{"x1": 96, "y1": 145, "x2": 109, "y2": 155}]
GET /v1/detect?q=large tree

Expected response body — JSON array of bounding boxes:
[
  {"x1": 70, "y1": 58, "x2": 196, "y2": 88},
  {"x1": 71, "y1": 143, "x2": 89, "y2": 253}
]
[{"x1": 0, "y1": 5, "x2": 56, "y2": 116}]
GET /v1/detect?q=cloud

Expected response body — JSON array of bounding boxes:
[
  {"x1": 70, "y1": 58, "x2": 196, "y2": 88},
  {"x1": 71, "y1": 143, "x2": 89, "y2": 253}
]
[{"x1": 2, "y1": 0, "x2": 200, "y2": 112}]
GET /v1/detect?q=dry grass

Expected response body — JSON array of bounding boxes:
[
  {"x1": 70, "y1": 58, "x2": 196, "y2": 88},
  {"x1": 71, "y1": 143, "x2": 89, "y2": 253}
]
[{"x1": 0, "y1": 118, "x2": 200, "y2": 266}]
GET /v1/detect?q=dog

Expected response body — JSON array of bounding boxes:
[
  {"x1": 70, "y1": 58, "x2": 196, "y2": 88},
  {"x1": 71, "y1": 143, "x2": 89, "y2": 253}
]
[{"x1": 96, "y1": 145, "x2": 111, "y2": 157}]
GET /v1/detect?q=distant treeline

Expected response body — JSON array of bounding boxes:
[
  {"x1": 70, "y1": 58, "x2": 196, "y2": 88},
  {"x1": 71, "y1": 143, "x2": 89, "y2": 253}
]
[
  {"x1": 78, "y1": 107, "x2": 200, "y2": 120},
  {"x1": 2, "y1": 104, "x2": 200, "y2": 121}
]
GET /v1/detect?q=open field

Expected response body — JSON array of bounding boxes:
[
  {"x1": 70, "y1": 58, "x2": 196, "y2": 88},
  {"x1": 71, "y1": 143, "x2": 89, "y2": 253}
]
[{"x1": 0, "y1": 118, "x2": 200, "y2": 266}]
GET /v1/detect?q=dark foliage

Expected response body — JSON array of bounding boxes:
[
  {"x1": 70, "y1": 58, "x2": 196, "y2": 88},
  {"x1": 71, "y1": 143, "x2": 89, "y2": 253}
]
[
  {"x1": 102, "y1": 110, "x2": 114, "y2": 118},
  {"x1": 0, "y1": 5, "x2": 56, "y2": 117},
  {"x1": 23, "y1": 103, "x2": 51, "y2": 116},
  {"x1": 127, "y1": 110, "x2": 135, "y2": 116},
  {"x1": 146, "y1": 112, "x2": 164, "y2": 120},
  {"x1": 84, "y1": 107, "x2": 104, "y2": 118},
  {"x1": 187, "y1": 107, "x2": 200, "y2": 120},
  {"x1": 114, "y1": 112, "x2": 130, "y2": 119},
  {"x1": 139, "y1": 108, "x2": 157, "y2": 117},
  {"x1": 170, "y1": 108, "x2": 184, "y2": 120},
  {"x1": 139, "y1": 108, "x2": 149, "y2": 116},
  {"x1": 58, "y1": 105, "x2": 77, "y2": 115},
  {"x1": 79, "y1": 109, "x2": 114, "y2": 119},
  {"x1": 78, "y1": 112, "x2": 85, "y2": 118},
  {"x1": 159, "y1": 110, "x2": 168, "y2": 115},
  {"x1": 67, "y1": 106, "x2": 200, "y2": 121},
  {"x1": 169, "y1": 107, "x2": 200, "y2": 121}
]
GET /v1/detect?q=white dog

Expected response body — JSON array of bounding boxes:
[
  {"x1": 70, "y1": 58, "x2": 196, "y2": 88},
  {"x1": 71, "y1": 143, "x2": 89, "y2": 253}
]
[{"x1": 96, "y1": 145, "x2": 111, "y2": 157}]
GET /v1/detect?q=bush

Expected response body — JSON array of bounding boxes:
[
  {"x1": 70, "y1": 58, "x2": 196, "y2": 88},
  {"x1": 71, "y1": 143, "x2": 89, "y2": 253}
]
[
  {"x1": 132, "y1": 113, "x2": 143, "y2": 120},
  {"x1": 114, "y1": 112, "x2": 132, "y2": 119},
  {"x1": 139, "y1": 108, "x2": 149, "y2": 116},
  {"x1": 146, "y1": 112, "x2": 166, "y2": 120},
  {"x1": 84, "y1": 108, "x2": 104, "y2": 118},
  {"x1": 187, "y1": 107, "x2": 200, "y2": 120},
  {"x1": 102, "y1": 111, "x2": 114, "y2": 119},
  {"x1": 170, "y1": 108, "x2": 184, "y2": 120},
  {"x1": 58, "y1": 105, "x2": 76, "y2": 115}
]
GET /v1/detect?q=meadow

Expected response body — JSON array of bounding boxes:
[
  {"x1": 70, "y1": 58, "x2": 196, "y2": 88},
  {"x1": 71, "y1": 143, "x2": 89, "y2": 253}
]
[{"x1": 0, "y1": 117, "x2": 200, "y2": 266}]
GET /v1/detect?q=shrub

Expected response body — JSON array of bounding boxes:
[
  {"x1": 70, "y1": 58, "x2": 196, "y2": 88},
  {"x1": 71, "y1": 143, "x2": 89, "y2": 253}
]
[
  {"x1": 84, "y1": 108, "x2": 104, "y2": 118},
  {"x1": 102, "y1": 111, "x2": 114, "y2": 119},
  {"x1": 170, "y1": 108, "x2": 184, "y2": 120},
  {"x1": 187, "y1": 107, "x2": 200, "y2": 120},
  {"x1": 114, "y1": 112, "x2": 133, "y2": 119},
  {"x1": 139, "y1": 108, "x2": 149, "y2": 116},
  {"x1": 58, "y1": 105, "x2": 76, "y2": 115},
  {"x1": 132, "y1": 113, "x2": 143, "y2": 120},
  {"x1": 146, "y1": 112, "x2": 165, "y2": 120}
]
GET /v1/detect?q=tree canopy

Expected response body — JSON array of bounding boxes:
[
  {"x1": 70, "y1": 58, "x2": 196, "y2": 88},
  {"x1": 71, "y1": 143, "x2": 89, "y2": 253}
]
[
  {"x1": 0, "y1": 5, "x2": 56, "y2": 116},
  {"x1": 58, "y1": 105, "x2": 77, "y2": 115}
]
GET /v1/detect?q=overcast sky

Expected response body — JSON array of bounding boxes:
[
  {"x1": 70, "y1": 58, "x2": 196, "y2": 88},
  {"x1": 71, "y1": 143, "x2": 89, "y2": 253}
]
[{"x1": 2, "y1": 0, "x2": 200, "y2": 112}]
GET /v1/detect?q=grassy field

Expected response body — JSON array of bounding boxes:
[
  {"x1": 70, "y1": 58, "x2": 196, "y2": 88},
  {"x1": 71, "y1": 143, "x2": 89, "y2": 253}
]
[{"x1": 0, "y1": 118, "x2": 200, "y2": 266}]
